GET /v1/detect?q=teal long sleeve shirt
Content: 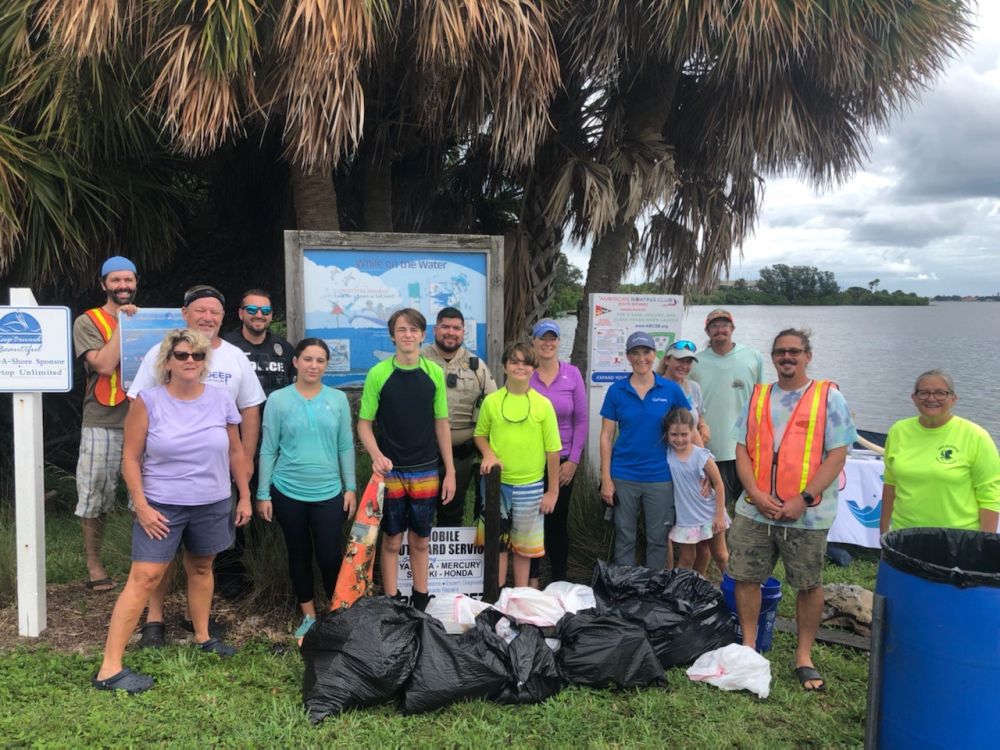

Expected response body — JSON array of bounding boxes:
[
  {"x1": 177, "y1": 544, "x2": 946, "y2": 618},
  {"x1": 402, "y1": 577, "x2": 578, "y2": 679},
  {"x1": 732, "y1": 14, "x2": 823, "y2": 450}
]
[{"x1": 257, "y1": 384, "x2": 357, "y2": 502}]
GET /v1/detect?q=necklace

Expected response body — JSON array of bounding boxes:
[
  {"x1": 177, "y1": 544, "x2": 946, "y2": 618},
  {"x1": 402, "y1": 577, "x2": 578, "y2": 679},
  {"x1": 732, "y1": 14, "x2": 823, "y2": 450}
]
[{"x1": 500, "y1": 390, "x2": 530, "y2": 423}]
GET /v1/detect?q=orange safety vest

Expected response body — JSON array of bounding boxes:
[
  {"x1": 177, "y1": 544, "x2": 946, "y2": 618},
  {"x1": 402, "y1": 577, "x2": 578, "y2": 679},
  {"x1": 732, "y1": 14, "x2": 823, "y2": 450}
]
[
  {"x1": 745, "y1": 380, "x2": 834, "y2": 501},
  {"x1": 83, "y1": 307, "x2": 126, "y2": 407}
]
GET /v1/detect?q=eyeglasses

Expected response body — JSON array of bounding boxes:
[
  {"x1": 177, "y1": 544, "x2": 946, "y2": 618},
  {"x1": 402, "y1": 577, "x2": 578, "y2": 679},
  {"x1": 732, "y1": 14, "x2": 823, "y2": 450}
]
[
  {"x1": 170, "y1": 351, "x2": 206, "y2": 362},
  {"x1": 914, "y1": 389, "x2": 952, "y2": 400},
  {"x1": 500, "y1": 391, "x2": 531, "y2": 423},
  {"x1": 241, "y1": 305, "x2": 272, "y2": 316},
  {"x1": 669, "y1": 340, "x2": 696, "y2": 353},
  {"x1": 772, "y1": 348, "x2": 807, "y2": 357}
]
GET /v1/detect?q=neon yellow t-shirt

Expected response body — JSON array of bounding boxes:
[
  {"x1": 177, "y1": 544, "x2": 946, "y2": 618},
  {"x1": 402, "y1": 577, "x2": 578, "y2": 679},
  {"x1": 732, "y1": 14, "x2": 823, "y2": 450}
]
[
  {"x1": 883, "y1": 416, "x2": 1000, "y2": 531},
  {"x1": 474, "y1": 388, "x2": 562, "y2": 485}
]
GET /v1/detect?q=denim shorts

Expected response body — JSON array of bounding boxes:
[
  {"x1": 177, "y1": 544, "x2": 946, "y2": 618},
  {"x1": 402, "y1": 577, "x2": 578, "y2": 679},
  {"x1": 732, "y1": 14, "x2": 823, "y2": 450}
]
[{"x1": 131, "y1": 495, "x2": 235, "y2": 563}]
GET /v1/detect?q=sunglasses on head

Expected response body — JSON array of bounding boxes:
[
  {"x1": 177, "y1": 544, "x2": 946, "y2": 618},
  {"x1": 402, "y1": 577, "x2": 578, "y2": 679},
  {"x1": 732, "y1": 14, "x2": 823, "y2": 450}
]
[
  {"x1": 669, "y1": 340, "x2": 696, "y2": 353},
  {"x1": 241, "y1": 305, "x2": 272, "y2": 316},
  {"x1": 170, "y1": 351, "x2": 206, "y2": 362}
]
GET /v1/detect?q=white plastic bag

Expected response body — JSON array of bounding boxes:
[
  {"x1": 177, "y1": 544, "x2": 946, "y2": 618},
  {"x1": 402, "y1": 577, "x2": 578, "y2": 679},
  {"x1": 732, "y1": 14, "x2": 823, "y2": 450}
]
[
  {"x1": 425, "y1": 594, "x2": 492, "y2": 633},
  {"x1": 495, "y1": 587, "x2": 565, "y2": 626},
  {"x1": 686, "y1": 644, "x2": 772, "y2": 699},
  {"x1": 543, "y1": 582, "x2": 597, "y2": 614}
]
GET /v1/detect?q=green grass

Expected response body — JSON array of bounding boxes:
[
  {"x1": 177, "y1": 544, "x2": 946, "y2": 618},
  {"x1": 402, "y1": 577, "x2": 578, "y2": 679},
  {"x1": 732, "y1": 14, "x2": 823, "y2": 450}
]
[
  {"x1": 1, "y1": 465, "x2": 874, "y2": 747},
  {"x1": 0, "y1": 630, "x2": 868, "y2": 748}
]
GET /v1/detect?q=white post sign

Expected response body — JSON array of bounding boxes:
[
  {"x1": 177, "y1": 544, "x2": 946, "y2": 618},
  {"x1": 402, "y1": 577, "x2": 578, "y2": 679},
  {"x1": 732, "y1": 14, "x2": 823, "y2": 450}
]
[
  {"x1": 585, "y1": 293, "x2": 684, "y2": 468},
  {"x1": 2, "y1": 289, "x2": 73, "y2": 637},
  {"x1": 397, "y1": 527, "x2": 485, "y2": 599}
]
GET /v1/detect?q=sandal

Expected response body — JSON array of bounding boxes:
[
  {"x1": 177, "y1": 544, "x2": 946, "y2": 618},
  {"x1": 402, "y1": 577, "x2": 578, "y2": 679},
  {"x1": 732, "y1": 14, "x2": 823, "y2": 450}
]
[
  {"x1": 137, "y1": 621, "x2": 166, "y2": 649},
  {"x1": 794, "y1": 665, "x2": 827, "y2": 692},
  {"x1": 85, "y1": 577, "x2": 117, "y2": 592},
  {"x1": 194, "y1": 637, "x2": 236, "y2": 658},
  {"x1": 92, "y1": 668, "x2": 154, "y2": 694},
  {"x1": 294, "y1": 615, "x2": 317, "y2": 639}
]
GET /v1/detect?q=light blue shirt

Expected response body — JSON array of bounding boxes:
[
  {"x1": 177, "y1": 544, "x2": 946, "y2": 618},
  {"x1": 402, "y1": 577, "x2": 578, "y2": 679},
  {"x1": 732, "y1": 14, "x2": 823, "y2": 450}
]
[{"x1": 257, "y1": 385, "x2": 356, "y2": 502}]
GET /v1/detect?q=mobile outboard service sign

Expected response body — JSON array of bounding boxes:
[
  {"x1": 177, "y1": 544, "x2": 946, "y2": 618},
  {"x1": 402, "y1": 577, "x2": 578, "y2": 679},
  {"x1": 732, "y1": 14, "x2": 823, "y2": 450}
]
[{"x1": 0, "y1": 306, "x2": 73, "y2": 392}]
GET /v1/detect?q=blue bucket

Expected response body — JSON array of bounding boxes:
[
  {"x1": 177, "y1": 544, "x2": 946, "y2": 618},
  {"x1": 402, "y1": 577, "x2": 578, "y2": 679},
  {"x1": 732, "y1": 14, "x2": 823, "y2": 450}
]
[
  {"x1": 721, "y1": 573, "x2": 783, "y2": 652},
  {"x1": 874, "y1": 529, "x2": 1000, "y2": 749}
]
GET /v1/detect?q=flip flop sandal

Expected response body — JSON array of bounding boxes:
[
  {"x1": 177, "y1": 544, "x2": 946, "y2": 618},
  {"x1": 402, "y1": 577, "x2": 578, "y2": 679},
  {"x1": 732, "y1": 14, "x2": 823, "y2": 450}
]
[
  {"x1": 794, "y1": 666, "x2": 827, "y2": 692},
  {"x1": 92, "y1": 668, "x2": 154, "y2": 694},
  {"x1": 181, "y1": 618, "x2": 227, "y2": 638},
  {"x1": 85, "y1": 578, "x2": 117, "y2": 592},
  {"x1": 194, "y1": 637, "x2": 236, "y2": 658},
  {"x1": 137, "y1": 621, "x2": 166, "y2": 649}
]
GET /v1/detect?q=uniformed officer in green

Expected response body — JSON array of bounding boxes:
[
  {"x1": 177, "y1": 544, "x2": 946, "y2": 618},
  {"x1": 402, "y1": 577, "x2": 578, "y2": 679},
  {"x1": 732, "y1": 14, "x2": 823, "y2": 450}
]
[{"x1": 422, "y1": 307, "x2": 497, "y2": 526}]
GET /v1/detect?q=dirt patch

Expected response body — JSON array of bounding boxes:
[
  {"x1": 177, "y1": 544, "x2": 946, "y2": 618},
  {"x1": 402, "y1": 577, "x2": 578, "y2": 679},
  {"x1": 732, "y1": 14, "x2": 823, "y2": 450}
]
[{"x1": 0, "y1": 582, "x2": 297, "y2": 653}]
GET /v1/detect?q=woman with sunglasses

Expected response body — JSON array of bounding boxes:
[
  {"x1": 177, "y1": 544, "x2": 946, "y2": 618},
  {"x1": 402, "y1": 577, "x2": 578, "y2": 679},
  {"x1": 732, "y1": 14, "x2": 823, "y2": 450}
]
[
  {"x1": 880, "y1": 370, "x2": 1000, "y2": 534},
  {"x1": 658, "y1": 340, "x2": 710, "y2": 447},
  {"x1": 93, "y1": 329, "x2": 250, "y2": 694},
  {"x1": 256, "y1": 338, "x2": 357, "y2": 638},
  {"x1": 527, "y1": 319, "x2": 588, "y2": 586}
]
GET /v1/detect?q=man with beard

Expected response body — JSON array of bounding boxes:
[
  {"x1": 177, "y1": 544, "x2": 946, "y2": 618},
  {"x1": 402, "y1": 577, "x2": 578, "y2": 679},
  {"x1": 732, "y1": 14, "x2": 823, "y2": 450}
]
[
  {"x1": 730, "y1": 328, "x2": 856, "y2": 692},
  {"x1": 218, "y1": 289, "x2": 293, "y2": 598},
  {"x1": 223, "y1": 289, "x2": 294, "y2": 396},
  {"x1": 127, "y1": 285, "x2": 265, "y2": 646},
  {"x1": 73, "y1": 256, "x2": 141, "y2": 591},
  {"x1": 690, "y1": 309, "x2": 766, "y2": 511},
  {"x1": 421, "y1": 307, "x2": 496, "y2": 526}
]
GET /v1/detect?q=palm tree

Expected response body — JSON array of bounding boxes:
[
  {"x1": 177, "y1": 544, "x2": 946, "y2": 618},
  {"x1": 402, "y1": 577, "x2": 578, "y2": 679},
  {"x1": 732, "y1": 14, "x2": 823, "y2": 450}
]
[{"x1": 500, "y1": 1, "x2": 971, "y2": 365}]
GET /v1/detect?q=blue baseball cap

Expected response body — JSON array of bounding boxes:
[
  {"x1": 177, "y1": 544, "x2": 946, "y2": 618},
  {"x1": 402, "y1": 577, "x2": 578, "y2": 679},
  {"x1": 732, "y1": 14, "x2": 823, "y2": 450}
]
[
  {"x1": 626, "y1": 331, "x2": 656, "y2": 352},
  {"x1": 100, "y1": 256, "x2": 137, "y2": 277},
  {"x1": 531, "y1": 319, "x2": 561, "y2": 338}
]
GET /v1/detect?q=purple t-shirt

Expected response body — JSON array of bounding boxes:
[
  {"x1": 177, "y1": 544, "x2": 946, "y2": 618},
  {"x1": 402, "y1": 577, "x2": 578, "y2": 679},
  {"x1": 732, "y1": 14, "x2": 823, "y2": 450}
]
[
  {"x1": 530, "y1": 361, "x2": 588, "y2": 464},
  {"x1": 140, "y1": 385, "x2": 242, "y2": 506}
]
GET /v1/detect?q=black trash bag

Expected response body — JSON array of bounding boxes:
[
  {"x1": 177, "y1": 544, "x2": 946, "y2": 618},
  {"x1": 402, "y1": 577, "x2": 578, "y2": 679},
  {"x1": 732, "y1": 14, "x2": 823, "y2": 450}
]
[
  {"x1": 882, "y1": 528, "x2": 1000, "y2": 588},
  {"x1": 591, "y1": 561, "x2": 738, "y2": 669},
  {"x1": 400, "y1": 616, "x2": 510, "y2": 714},
  {"x1": 476, "y1": 609, "x2": 564, "y2": 705},
  {"x1": 301, "y1": 596, "x2": 425, "y2": 723},
  {"x1": 556, "y1": 611, "x2": 666, "y2": 689}
]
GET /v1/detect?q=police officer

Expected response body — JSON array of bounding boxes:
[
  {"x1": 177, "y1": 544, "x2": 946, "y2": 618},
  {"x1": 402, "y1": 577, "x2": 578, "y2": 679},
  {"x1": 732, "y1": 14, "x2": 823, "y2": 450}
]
[
  {"x1": 422, "y1": 307, "x2": 497, "y2": 527},
  {"x1": 223, "y1": 288, "x2": 294, "y2": 395}
]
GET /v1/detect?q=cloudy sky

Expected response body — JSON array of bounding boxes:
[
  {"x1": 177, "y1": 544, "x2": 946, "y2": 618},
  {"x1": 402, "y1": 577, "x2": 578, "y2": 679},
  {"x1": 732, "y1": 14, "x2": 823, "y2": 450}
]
[
  {"x1": 731, "y1": 3, "x2": 1000, "y2": 297},
  {"x1": 569, "y1": 4, "x2": 1000, "y2": 297}
]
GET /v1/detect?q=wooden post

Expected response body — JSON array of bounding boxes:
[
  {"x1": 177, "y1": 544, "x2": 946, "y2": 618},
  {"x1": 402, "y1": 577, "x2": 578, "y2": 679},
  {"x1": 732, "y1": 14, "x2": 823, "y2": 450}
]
[
  {"x1": 10, "y1": 287, "x2": 46, "y2": 636},
  {"x1": 482, "y1": 465, "x2": 501, "y2": 603}
]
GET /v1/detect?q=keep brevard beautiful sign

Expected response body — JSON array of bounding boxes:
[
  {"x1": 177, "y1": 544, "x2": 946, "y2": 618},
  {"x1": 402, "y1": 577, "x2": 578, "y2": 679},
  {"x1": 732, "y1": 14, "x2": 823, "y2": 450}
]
[{"x1": 0, "y1": 306, "x2": 72, "y2": 392}]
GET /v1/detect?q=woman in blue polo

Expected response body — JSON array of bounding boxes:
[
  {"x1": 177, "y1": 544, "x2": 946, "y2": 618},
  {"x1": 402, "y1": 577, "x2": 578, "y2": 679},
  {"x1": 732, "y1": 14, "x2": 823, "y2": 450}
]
[{"x1": 599, "y1": 331, "x2": 690, "y2": 569}]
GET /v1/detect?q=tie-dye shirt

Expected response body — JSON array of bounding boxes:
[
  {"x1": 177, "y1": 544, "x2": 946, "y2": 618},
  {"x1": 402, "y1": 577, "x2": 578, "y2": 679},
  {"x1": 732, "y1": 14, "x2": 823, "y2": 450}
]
[{"x1": 733, "y1": 381, "x2": 858, "y2": 530}]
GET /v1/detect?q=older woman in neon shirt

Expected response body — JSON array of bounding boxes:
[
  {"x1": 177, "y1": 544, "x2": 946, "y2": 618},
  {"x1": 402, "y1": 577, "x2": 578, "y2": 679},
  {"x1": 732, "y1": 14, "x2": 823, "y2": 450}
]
[{"x1": 880, "y1": 369, "x2": 1000, "y2": 534}]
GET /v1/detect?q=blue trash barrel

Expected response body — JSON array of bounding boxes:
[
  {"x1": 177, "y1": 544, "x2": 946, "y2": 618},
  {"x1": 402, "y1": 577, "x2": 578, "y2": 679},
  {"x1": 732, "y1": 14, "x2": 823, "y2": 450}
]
[
  {"x1": 720, "y1": 573, "x2": 783, "y2": 652},
  {"x1": 875, "y1": 528, "x2": 1000, "y2": 749}
]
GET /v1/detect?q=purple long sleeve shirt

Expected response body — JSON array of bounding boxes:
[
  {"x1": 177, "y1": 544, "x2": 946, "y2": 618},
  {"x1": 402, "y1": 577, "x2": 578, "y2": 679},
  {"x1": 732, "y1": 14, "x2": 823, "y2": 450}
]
[{"x1": 530, "y1": 361, "x2": 589, "y2": 464}]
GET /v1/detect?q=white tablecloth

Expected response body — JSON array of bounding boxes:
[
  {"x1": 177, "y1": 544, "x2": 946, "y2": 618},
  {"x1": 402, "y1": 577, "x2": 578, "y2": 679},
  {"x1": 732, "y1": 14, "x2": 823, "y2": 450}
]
[{"x1": 827, "y1": 453, "x2": 884, "y2": 549}]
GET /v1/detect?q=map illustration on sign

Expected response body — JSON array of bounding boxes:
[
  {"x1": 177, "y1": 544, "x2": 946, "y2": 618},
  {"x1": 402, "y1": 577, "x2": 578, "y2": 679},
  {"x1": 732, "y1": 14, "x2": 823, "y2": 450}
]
[{"x1": 303, "y1": 248, "x2": 489, "y2": 387}]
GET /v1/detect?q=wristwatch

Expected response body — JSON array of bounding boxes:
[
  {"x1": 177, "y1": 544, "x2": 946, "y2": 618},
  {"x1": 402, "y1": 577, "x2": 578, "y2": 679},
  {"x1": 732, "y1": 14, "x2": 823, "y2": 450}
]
[{"x1": 801, "y1": 490, "x2": 818, "y2": 507}]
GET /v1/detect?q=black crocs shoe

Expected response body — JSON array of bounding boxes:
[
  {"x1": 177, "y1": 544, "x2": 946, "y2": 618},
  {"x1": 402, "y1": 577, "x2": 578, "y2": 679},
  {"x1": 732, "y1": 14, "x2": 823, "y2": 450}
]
[{"x1": 137, "y1": 621, "x2": 166, "y2": 649}]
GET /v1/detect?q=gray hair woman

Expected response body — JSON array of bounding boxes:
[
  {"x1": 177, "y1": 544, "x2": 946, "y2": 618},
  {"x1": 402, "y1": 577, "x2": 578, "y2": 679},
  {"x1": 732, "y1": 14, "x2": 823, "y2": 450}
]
[{"x1": 880, "y1": 369, "x2": 1000, "y2": 534}]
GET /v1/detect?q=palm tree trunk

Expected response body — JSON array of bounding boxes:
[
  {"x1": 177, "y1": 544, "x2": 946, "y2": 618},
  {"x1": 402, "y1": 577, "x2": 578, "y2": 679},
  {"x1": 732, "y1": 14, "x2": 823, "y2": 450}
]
[
  {"x1": 504, "y1": 183, "x2": 562, "y2": 340},
  {"x1": 569, "y1": 219, "x2": 634, "y2": 370},
  {"x1": 289, "y1": 164, "x2": 339, "y2": 230},
  {"x1": 361, "y1": 147, "x2": 393, "y2": 231}
]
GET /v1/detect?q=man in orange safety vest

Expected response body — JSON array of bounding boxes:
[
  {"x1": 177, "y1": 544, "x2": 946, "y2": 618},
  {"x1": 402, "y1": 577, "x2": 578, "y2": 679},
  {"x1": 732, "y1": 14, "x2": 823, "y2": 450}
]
[
  {"x1": 73, "y1": 256, "x2": 140, "y2": 592},
  {"x1": 731, "y1": 328, "x2": 857, "y2": 692}
]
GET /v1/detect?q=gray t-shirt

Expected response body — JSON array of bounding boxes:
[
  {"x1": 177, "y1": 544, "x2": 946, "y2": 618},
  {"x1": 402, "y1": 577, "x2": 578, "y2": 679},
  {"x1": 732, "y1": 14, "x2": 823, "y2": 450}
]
[{"x1": 667, "y1": 445, "x2": 716, "y2": 527}]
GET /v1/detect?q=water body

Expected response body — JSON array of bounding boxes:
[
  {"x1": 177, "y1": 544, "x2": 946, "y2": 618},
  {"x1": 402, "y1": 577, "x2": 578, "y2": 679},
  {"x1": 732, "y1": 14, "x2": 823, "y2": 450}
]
[{"x1": 555, "y1": 302, "x2": 999, "y2": 440}]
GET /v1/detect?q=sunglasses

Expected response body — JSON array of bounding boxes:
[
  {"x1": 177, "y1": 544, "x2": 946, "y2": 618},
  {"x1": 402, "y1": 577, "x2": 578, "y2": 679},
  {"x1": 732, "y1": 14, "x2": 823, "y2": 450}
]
[
  {"x1": 668, "y1": 340, "x2": 697, "y2": 353},
  {"x1": 772, "y1": 347, "x2": 807, "y2": 357},
  {"x1": 241, "y1": 305, "x2": 272, "y2": 316},
  {"x1": 170, "y1": 351, "x2": 207, "y2": 362}
]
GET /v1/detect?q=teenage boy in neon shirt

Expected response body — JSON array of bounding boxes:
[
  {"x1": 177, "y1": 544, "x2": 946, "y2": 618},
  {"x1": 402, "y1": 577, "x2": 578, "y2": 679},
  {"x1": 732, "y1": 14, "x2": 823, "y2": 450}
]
[{"x1": 475, "y1": 341, "x2": 561, "y2": 588}]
